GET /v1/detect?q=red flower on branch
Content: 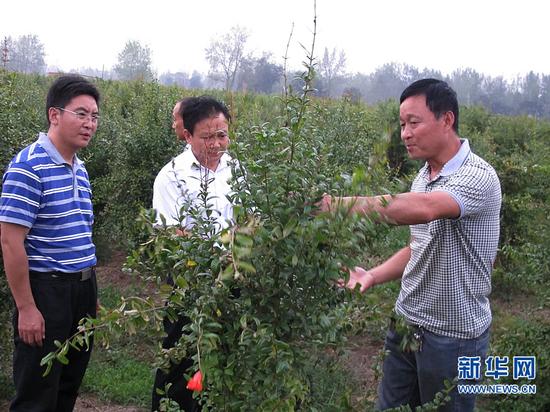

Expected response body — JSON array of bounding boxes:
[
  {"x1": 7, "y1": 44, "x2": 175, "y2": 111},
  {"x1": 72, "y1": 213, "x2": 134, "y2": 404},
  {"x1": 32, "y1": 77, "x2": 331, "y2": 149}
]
[{"x1": 186, "y1": 370, "x2": 203, "y2": 392}]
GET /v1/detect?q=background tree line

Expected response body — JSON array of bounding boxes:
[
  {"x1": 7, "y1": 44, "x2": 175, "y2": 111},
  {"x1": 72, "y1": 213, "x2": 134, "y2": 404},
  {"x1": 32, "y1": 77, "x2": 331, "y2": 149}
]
[
  {"x1": 3, "y1": 30, "x2": 550, "y2": 120},
  {"x1": 1, "y1": 66, "x2": 549, "y2": 410}
]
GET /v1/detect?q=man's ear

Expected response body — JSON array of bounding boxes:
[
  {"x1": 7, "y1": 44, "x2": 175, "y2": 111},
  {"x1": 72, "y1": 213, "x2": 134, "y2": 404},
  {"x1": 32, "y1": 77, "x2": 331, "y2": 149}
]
[
  {"x1": 443, "y1": 111, "x2": 455, "y2": 130},
  {"x1": 183, "y1": 129, "x2": 192, "y2": 144},
  {"x1": 48, "y1": 107, "x2": 60, "y2": 125}
]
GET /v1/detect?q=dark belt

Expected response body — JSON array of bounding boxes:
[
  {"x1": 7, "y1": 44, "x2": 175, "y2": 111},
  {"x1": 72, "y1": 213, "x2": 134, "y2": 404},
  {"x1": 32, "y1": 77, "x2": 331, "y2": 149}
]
[{"x1": 29, "y1": 266, "x2": 95, "y2": 281}]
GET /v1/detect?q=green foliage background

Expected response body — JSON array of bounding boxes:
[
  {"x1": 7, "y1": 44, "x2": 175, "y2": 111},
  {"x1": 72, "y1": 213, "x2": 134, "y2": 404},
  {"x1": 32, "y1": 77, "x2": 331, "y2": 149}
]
[{"x1": 1, "y1": 69, "x2": 549, "y2": 410}]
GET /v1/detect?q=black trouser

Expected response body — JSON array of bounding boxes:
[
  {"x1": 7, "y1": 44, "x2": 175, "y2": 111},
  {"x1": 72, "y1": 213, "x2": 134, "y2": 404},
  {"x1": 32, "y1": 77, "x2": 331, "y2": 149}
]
[
  {"x1": 10, "y1": 270, "x2": 97, "y2": 412},
  {"x1": 151, "y1": 314, "x2": 200, "y2": 412}
]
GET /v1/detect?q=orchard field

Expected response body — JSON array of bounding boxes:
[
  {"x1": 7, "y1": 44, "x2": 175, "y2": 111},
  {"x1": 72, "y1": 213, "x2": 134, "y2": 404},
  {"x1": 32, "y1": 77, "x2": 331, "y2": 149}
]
[{"x1": 0, "y1": 69, "x2": 549, "y2": 411}]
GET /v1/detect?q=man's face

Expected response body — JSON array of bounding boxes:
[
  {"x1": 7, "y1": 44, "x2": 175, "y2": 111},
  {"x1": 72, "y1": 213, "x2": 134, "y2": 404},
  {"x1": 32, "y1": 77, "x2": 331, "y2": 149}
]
[
  {"x1": 399, "y1": 94, "x2": 448, "y2": 161},
  {"x1": 50, "y1": 94, "x2": 99, "y2": 152},
  {"x1": 172, "y1": 102, "x2": 185, "y2": 141},
  {"x1": 185, "y1": 112, "x2": 229, "y2": 170}
]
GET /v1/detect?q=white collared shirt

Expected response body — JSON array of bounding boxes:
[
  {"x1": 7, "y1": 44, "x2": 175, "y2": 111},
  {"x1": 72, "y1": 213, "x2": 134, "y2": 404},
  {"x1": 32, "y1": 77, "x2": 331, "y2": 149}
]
[{"x1": 152, "y1": 148, "x2": 234, "y2": 231}]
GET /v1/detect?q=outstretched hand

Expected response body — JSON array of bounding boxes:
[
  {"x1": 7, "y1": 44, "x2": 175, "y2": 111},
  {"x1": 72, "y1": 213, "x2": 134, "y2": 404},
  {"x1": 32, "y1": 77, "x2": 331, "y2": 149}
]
[
  {"x1": 175, "y1": 228, "x2": 191, "y2": 237},
  {"x1": 337, "y1": 266, "x2": 376, "y2": 293},
  {"x1": 313, "y1": 194, "x2": 333, "y2": 215}
]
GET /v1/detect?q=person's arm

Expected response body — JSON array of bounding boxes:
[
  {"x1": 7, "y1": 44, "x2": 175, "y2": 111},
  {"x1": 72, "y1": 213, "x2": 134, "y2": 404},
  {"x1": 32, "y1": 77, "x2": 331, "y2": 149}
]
[
  {"x1": 344, "y1": 246, "x2": 411, "y2": 293},
  {"x1": 153, "y1": 167, "x2": 187, "y2": 227},
  {"x1": 0, "y1": 222, "x2": 45, "y2": 346},
  {"x1": 321, "y1": 191, "x2": 460, "y2": 225},
  {"x1": 153, "y1": 159, "x2": 200, "y2": 236}
]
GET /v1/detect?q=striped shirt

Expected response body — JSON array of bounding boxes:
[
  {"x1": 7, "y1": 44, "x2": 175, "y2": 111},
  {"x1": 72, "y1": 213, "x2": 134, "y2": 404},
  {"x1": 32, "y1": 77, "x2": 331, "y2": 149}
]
[
  {"x1": 395, "y1": 139, "x2": 502, "y2": 339},
  {"x1": 0, "y1": 132, "x2": 96, "y2": 273}
]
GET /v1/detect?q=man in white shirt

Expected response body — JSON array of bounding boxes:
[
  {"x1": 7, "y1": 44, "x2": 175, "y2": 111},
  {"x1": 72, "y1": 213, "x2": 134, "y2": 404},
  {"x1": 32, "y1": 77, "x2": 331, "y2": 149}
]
[
  {"x1": 153, "y1": 96, "x2": 234, "y2": 232},
  {"x1": 151, "y1": 96, "x2": 234, "y2": 412}
]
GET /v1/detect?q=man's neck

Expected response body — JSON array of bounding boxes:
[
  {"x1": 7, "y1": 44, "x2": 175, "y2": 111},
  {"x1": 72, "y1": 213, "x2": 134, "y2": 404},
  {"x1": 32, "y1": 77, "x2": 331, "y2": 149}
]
[
  {"x1": 427, "y1": 135, "x2": 461, "y2": 178},
  {"x1": 47, "y1": 130, "x2": 76, "y2": 165},
  {"x1": 191, "y1": 149, "x2": 221, "y2": 172}
]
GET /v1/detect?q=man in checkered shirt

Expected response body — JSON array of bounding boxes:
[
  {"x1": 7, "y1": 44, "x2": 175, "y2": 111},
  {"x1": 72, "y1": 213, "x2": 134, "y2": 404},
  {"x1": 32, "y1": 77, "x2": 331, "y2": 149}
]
[{"x1": 320, "y1": 79, "x2": 501, "y2": 411}]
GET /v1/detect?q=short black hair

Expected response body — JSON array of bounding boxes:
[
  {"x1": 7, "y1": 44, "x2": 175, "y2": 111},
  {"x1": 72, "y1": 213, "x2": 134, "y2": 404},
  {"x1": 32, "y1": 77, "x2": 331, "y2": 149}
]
[
  {"x1": 177, "y1": 96, "x2": 198, "y2": 121},
  {"x1": 181, "y1": 96, "x2": 231, "y2": 135},
  {"x1": 400, "y1": 78, "x2": 459, "y2": 133},
  {"x1": 46, "y1": 75, "x2": 100, "y2": 125}
]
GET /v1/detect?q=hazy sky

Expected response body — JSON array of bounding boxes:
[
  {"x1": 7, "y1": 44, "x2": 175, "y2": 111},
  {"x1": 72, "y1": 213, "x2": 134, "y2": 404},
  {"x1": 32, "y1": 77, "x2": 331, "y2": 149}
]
[{"x1": 3, "y1": 0, "x2": 549, "y2": 80}]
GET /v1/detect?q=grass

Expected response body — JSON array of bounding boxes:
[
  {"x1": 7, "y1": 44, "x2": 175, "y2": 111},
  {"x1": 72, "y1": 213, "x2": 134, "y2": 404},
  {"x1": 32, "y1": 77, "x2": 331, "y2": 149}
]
[
  {"x1": 80, "y1": 283, "x2": 159, "y2": 408},
  {"x1": 82, "y1": 348, "x2": 153, "y2": 407},
  {"x1": 0, "y1": 374, "x2": 14, "y2": 401},
  {"x1": 476, "y1": 315, "x2": 549, "y2": 411}
]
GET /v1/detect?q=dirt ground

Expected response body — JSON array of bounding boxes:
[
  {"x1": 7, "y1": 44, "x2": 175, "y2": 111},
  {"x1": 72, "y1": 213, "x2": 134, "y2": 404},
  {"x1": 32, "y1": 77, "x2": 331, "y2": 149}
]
[
  {"x1": 0, "y1": 396, "x2": 146, "y2": 412},
  {"x1": 74, "y1": 395, "x2": 147, "y2": 412},
  {"x1": 95, "y1": 251, "x2": 153, "y2": 294},
  {"x1": 343, "y1": 335, "x2": 384, "y2": 406}
]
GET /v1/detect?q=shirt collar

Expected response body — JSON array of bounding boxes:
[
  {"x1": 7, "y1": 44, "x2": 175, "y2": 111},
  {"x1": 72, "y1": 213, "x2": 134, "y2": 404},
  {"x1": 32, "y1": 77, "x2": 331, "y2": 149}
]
[
  {"x1": 439, "y1": 138, "x2": 470, "y2": 176},
  {"x1": 184, "y1": 147, "x2": 231, "y2": 172},
  {"x1": 38, "y1": 132, "x2": 83, "y2": 167}
]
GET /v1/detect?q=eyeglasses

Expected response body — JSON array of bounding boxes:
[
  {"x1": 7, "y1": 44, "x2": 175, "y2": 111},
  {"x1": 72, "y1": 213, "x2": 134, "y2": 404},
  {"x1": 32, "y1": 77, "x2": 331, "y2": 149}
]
[{"x1": 56, "y1": 107, "x2": 100, "y2": 123}]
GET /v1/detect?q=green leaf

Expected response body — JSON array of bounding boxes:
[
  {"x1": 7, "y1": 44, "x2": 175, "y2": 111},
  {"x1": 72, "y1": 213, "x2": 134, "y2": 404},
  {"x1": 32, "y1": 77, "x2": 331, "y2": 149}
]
[
  {"x1": 233, "y1": 245, "x2": 251, "y2": 258},
  {"x1": 283, "y1": 219, "x2": 298, "y2": 238},
  {"x1": 220, "y1": 265, "x2": 234, "y2": 281},
  {"x1": 219, "y1": 230, "x2": 232, "y2": 244},
  {"x1": 40, "y1": 352, "x2": 55, "y2": 367},
  {"x1": 56, "y1": 353, "x2": 69, "y2": 365},
  {"x1": 175, "y1": 275, "x2": 188, "y2": 289},
  {"x1": 41, "y1": 361, "x2": 53, "y2": 377},
  {"x1": 236, "y1": 261, "x2": 256, "y2": 274},
  {"x1": 235, "y1": 233, "x2": 253, "y2": 247}
]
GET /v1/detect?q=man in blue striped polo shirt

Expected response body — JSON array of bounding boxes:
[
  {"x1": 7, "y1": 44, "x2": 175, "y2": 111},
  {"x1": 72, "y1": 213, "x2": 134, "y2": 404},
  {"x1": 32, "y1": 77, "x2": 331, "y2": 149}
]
[{"x1": 0, "y1": 75, "x2": 100, "y2": 412}]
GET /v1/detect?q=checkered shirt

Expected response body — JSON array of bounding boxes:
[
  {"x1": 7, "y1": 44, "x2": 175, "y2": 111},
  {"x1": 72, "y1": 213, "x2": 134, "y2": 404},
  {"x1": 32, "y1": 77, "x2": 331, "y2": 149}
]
[{"x1": 395, "y1": 139, "x2": 502, "y2": 339}]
